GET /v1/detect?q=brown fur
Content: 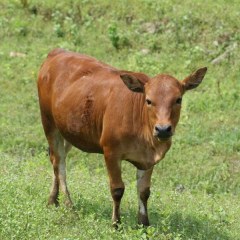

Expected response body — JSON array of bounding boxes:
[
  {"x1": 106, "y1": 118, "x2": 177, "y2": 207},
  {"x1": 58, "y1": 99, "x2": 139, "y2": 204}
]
[{"x1": 37, "y1": 48, "x2": 207, "y2": 226}]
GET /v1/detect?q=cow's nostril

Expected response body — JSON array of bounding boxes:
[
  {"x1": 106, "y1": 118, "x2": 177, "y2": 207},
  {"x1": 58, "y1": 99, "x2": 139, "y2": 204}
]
[
  {"x1": 154, "y1": 124, "x2": 172, "y2": 139},
  {"x1": 166, "y1": 125, "x2": 172, "y2": 132}
]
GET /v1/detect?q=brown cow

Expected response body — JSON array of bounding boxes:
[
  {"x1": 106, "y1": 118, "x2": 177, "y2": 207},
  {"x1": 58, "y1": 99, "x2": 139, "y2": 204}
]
[{"x1": 37, "y1": 48, "x2": 207, "y2": 226}]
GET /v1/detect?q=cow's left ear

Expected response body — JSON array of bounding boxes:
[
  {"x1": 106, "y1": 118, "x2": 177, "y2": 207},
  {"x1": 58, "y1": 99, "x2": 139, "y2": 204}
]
[
  {"x1": 120, "y1": 73, "x2": 148, "y2": 93},
  {"x1": 182, "y1": 67, "x2": 207, "y2": 92}
]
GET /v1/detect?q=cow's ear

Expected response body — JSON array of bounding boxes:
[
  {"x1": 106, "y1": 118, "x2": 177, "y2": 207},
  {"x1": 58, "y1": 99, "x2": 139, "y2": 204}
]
[
  {"x1": 182, "y1": 67, "x2": 207, "y2": 91},
  {"x1": 120, "y1": 74, "x2": 146, "y2": 93}
]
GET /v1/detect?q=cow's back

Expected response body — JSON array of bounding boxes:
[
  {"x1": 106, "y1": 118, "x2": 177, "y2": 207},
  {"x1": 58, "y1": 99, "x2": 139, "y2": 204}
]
[{"x1": 37, "y1": 49, "x2": 138, "y2": 153}]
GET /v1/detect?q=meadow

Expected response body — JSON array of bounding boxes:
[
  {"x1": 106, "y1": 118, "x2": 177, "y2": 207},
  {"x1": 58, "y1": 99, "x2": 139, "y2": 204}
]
[{"x1": 0, "y1": 0, "x2": 239, "y2": 239}]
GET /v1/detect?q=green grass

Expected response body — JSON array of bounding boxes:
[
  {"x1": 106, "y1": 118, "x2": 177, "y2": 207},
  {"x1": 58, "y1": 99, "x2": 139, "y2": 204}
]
[{"x1": 0, "y1": 0, "x2": 240, "y2": 239}]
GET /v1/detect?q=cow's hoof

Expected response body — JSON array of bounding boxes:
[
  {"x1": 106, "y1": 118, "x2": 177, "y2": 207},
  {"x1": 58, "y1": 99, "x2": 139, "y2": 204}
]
[
  {"x1": 64, "y1": 199, "x2": 73, "y2": 208},
  {"x1": 47, "y1": 196, "x2": 59, "y2": 207},
  {"x1": 138, "y1": 214, "x2": 150, "y2": 227},
  {"x1": 112, "y1": 219, "x2": 121, "y2": 230}
]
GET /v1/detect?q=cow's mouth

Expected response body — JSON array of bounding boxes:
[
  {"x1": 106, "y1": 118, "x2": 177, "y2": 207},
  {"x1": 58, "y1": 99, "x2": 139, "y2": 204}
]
[
  {"x1": 153, "y1": 124, "x2": 173, "y2": 141},
  {"x1": 156, "y1": 135, "x2": 172, "y2": 142},
  {"x1": 154, "y1": 131, "x2": 173, "y2": 142}
]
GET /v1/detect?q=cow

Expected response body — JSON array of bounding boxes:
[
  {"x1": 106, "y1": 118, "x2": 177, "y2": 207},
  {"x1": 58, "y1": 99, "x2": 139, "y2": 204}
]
[{"x1": 37, "y1": 48, "x2": 207, "y2": 227}]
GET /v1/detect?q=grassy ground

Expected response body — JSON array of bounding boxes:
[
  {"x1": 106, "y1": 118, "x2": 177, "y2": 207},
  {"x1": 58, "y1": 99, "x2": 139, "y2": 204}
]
[{"x1": 0, "y1": 0, "x2": 239, "y2": 239}]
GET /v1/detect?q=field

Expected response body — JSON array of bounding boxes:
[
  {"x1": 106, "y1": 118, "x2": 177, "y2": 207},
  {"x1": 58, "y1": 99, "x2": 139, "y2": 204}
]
[{"x1": 0, "y1": 0, "x2": 240, "y2": 239}]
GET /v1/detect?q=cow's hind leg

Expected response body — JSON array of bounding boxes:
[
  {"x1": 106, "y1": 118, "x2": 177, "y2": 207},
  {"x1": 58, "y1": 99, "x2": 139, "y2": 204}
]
[
  {"x1": 136, "y1": 167, "x2": 153, "y2": 226},
  {"x1": 47, "y1": 130, "x2": 73, "y2": 207},
  {"x1": 104, "y1": 149, "x2": 125, "y2": 227}
]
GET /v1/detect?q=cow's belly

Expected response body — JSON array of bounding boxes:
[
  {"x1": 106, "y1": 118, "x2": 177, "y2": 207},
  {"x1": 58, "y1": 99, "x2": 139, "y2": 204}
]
[
  {"x1": 60, "y1": 130, "x2": 103, "y2": 153},
  {"x1": 52, "y1": 81, "x2": 105, "y2": 154},
  {"x1": 55, "y1": 113, "x2": 104, "y2": 153}
]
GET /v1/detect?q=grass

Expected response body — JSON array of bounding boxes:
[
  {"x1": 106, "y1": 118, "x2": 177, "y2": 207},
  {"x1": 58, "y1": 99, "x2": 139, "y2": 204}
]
[{"x1": 0, "y1": 0, "x2": 240, "y2": 239}]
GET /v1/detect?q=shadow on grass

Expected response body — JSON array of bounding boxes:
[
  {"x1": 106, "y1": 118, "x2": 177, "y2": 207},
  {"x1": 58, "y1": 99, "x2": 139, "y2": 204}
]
[
  {"x1": 150, "y1": 210, "x2": 230, "y2": 240},
  {"x1": 72, "y1": 196, "x2": 230, "y2": 239},
  {"x1": 73, "y1": 195, "x2": 112, "y2": 220}
]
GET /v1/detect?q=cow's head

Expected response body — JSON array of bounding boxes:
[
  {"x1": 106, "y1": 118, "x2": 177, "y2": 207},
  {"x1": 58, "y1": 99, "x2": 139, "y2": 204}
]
[{"x1": 120, "y1": 67, "x2": 207, "y2": 141}]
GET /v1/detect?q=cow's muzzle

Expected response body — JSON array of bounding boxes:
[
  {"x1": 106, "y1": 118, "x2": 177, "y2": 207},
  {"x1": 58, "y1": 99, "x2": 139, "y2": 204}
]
[{"x1": 154, "y1": 124, "x2": 173, "y2": 140}]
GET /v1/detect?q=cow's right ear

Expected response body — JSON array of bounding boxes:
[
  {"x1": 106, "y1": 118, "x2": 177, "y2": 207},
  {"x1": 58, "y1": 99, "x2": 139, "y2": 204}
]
[{"x1": 120, "y1": 74, "x2": 146, "y2": 93}]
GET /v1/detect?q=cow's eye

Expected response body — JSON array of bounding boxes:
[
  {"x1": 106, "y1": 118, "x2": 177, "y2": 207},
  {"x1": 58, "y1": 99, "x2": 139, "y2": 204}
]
[
  {"x1": 146, "y1": 99, "x2": 152, "y2": 105},
  {"x1": 176, "y1": 97, "x2": 182, "y2": 104}
]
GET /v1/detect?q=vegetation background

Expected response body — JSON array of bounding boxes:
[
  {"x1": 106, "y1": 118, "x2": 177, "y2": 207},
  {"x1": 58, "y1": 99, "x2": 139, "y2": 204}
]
[{"x1": 0, "y1": 0, "x2": 239, "y2": 239}]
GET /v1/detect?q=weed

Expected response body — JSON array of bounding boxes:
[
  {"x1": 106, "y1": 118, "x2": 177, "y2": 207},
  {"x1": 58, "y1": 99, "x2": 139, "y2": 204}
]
[{"x1": 108, "y1": 23, "x2": 120, "y2": 49}]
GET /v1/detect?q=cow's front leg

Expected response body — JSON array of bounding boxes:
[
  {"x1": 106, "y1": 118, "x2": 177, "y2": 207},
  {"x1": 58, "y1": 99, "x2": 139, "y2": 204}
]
[
  {"x1": 104, "y1": 151, "x2": 125, "y2": 227},
  {"x1": 136, "y1": 167, "x2": 153, "y2": 226}
]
